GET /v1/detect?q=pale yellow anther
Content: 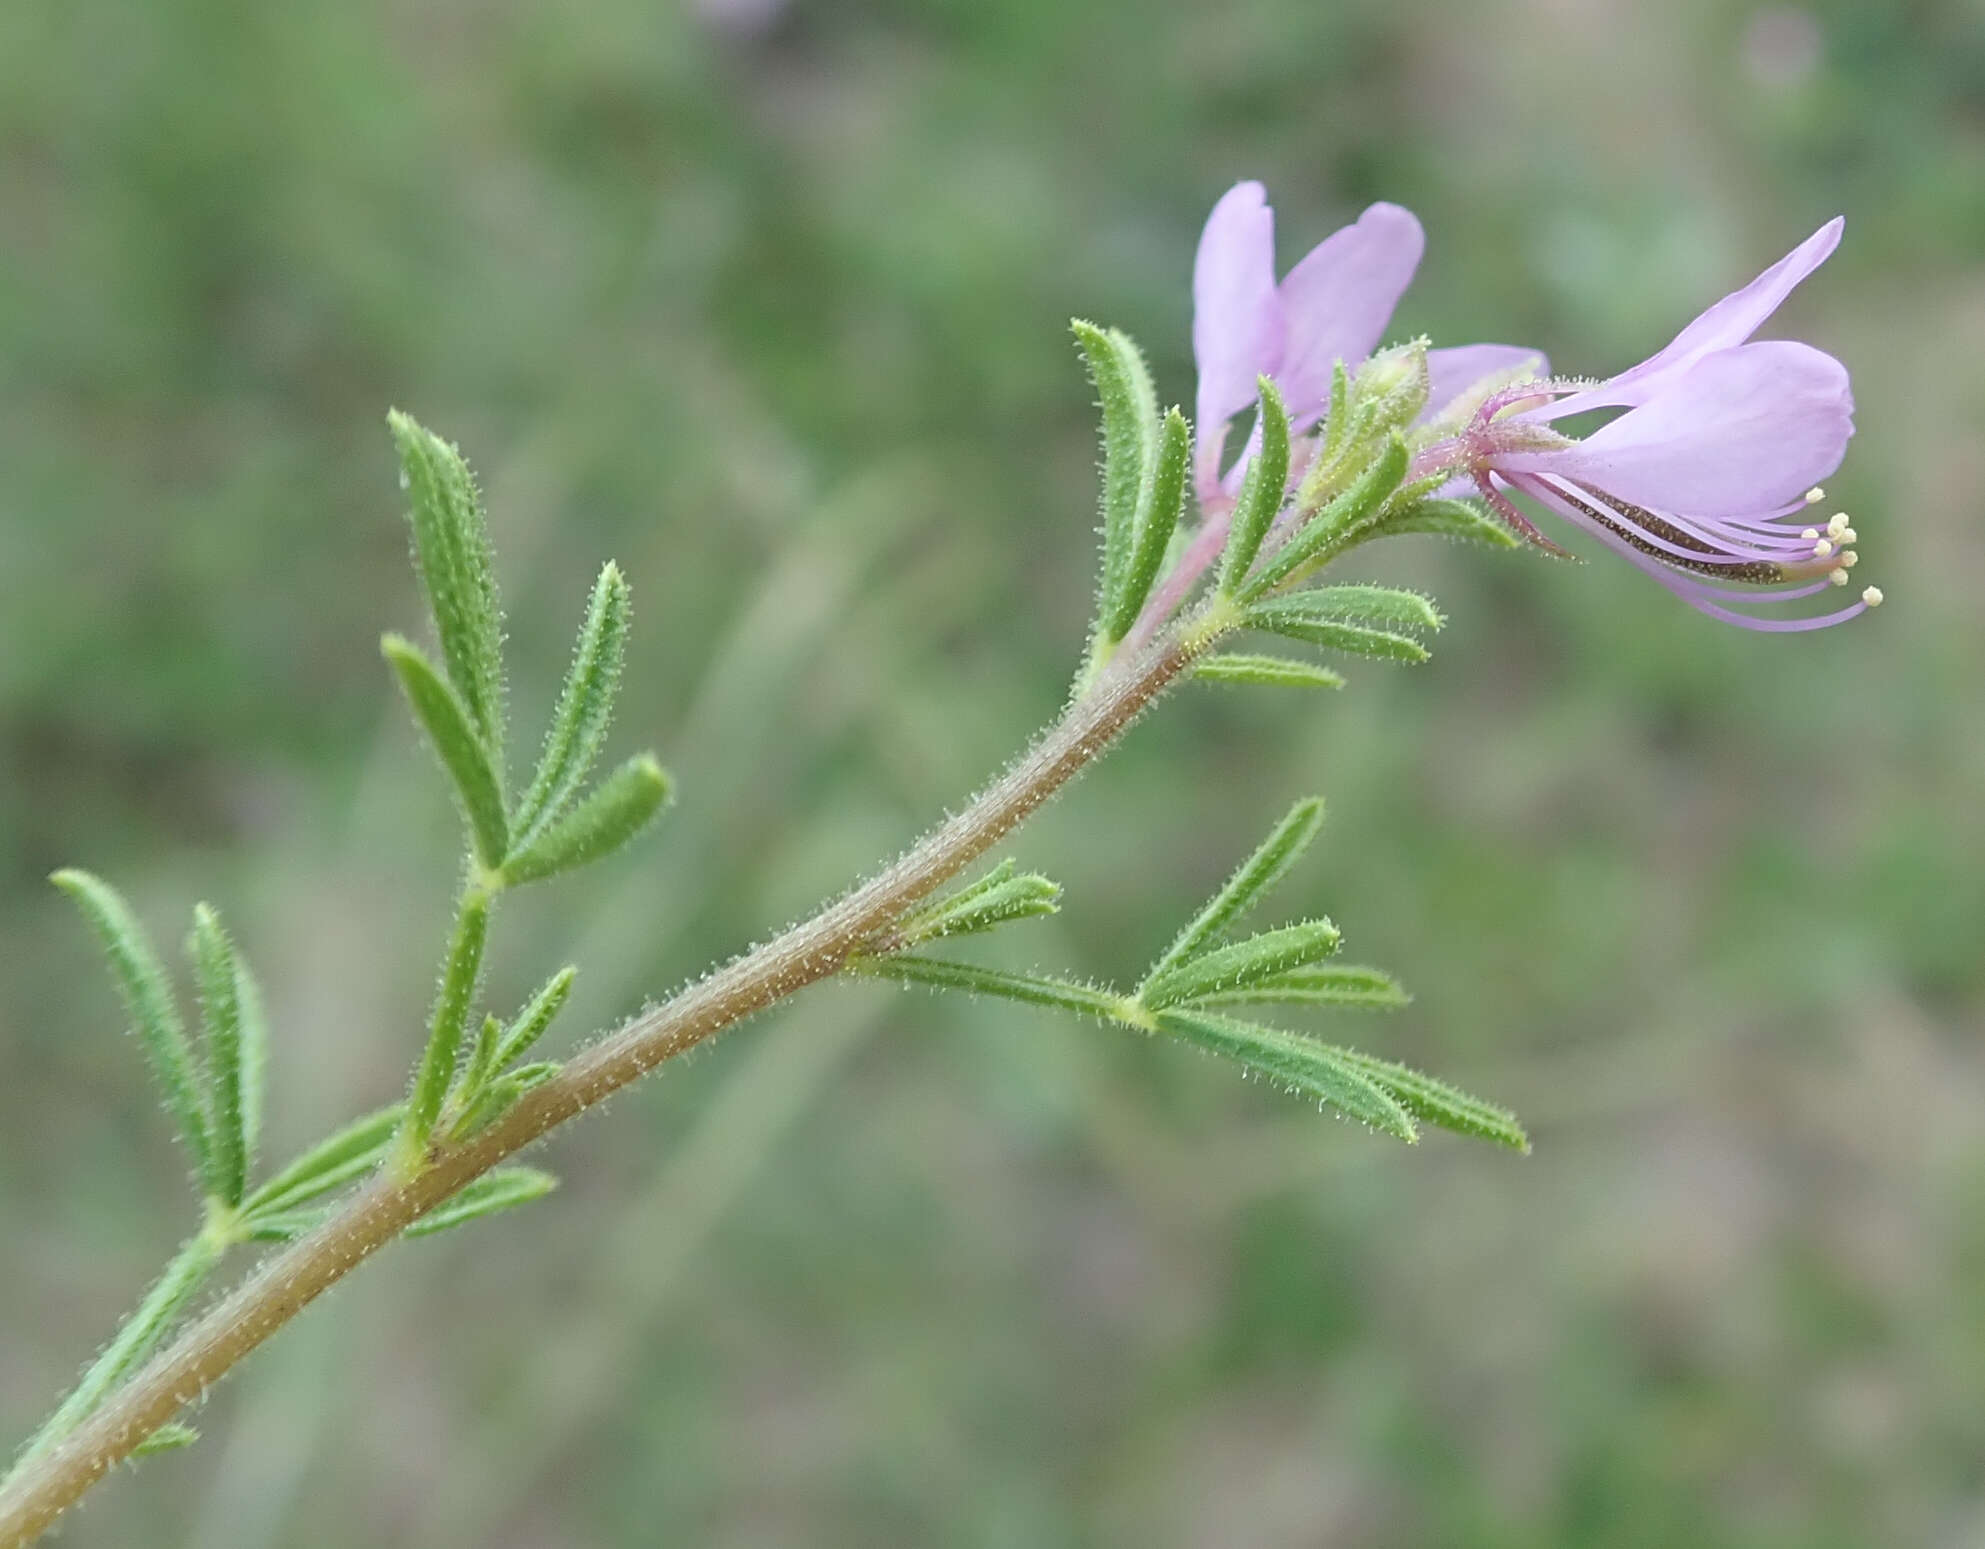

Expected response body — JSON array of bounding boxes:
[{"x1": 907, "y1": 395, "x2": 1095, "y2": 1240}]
[
  {"x1": 1840, "y1": 550, "x2": 1858, "y2": 569},
  {"x1": 1812, "y1": 538, "x2": 1834, "y2": 559},
  {"x1": 1805, "y1": 487, "x2": 1826, "y2": 504},
  {"x1": 1862, "y1": 586, "x2": 1884, "y2": 608},
  {"x1": 1826, "y1": 511, "x2": 1850, "y2": 537},
  {"x1": 1837, "y1": 527, "x2": 1857, "y2": 545},
  {"x1": 1801, "y1": 527, "x2": 1819, "y2": 542},
  {"x1": 1828, "y1": 568, "x2": 1849, "y2": 586}
]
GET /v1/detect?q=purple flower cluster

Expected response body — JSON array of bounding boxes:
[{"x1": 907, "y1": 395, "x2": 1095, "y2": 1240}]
[{"x1": 1190, "y1": 183, "x2": 1877, "y2": 630}]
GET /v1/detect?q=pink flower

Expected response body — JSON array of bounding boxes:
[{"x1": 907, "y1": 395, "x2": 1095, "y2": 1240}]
[
  {"x1": 1192, "y1": 182, "x2": 1540, "y2": 501},
  {"x1": 1453, "y1": 219, "x2": 1878, "y2": 631}
]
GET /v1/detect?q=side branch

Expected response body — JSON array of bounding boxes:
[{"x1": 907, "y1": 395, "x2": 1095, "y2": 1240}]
[{"x1": 0, "y1": 631, "x2": 1195, "y2": 1548}]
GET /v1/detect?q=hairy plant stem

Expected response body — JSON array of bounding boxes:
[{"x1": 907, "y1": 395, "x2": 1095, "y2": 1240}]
[{"x1": 0, "y1": 626, "x2": 1201, "y2": 1548}]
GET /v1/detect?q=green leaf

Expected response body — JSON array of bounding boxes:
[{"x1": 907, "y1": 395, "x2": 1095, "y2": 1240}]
[
  {"x1": 131, "y1": 1422, "x2": 200, "y2": 1457},
  {"x1": 188, "y1": 904, "x2": 252, "y2": 1206},
  {"x1": 1072, "y1": 321, "x2": 1161, "y2": 636},
  {"x1": 1140, "y1": 919, "x2": 1342, "y2": 1010},
  {"x1": 406, "y1": 1167, "x2": 559, "y2": 1238},
  {"x1": 1328, "y1": 1048, "x2": 1529, "y2": 1152},
  {"x1": 1105, "y1": 406, "x2": 1190, "y2": 641},
  {"x1": 498, "y1": 755, "x2": 672, "y2": 886},
  {"x1": 850, "y1": 955, "x2": 1127, "y2": 1022},
  {"x1": 382, "y1": 634, "x2": 509, "y2": 869},
  {"x1": 454, "y1": 1013, "x2": 503, "y2": 1108},
  {"x1": 1241, "y1": 606, "x2": 1431, "y2": 665},
  {"x1": 1319, "y1": 361, "x2": 1352, "y2": 463},
  {"x1": 1217, "y1": 377, "x2": 1292, "y2": 594},
  {"x1": 513, "y1": 562, "x2": 631, "y2": 841},
  {"x1": 387, "y1": 410, "x2": 505, "y2": 753},
  {"x1": 1382, "y1": 496, "x2": 1522, "y2": 550},
  {"x1": 405, "y1": 888, "x2": 492, "y2": 1152},
  {"x1": 234, "y1": 951, "x2": 268, "y2": 1182},
  {"x1": 1188, "y1": 964, "x2": 1409, "y2": 1010},
  {"x1": 242, "y1": 1206, "x2": 334, "y2": 1243},
  {"x1": 447, "y1": 1060, "x2": 559, "y2": 1141},
  {"x1": 892, "y1": 862, "x2": 1061, "y2": 948},
  {"x1": 241, "y1": 1104, "x2": 404, "y2": 1215},
  {"x1": 1238, "y1": 433, "x2": 1410, "y2": 599},
  {"x1": 52, "y1": 870, "x2": 211, "y2": 1189},
  {"x1": 1144, "y1": 799, "x2": 1325, "y2": 982},
  {"x1": 1153, "y1": 1010, "x2": 1417, "y2": 1139},
  {"x1": 1262, "y1": 584, "x2": 1444, "y2": 633},
  {"x1": 1192, "y1": 654, "x2": 1346, "y2": 691},
  {"x1": 492, "y1": 966, "x2": 577, "y2": 1070}
]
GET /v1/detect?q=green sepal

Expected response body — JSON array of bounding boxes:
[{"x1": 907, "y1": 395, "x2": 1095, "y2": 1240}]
[
  {"x1": 240, "y1": 1104, "x2": 404, "y2": 1216},
  {"x1": 1192, "y1": 654, "x2": 1346, "y2": 691},
  {"x1": 1381, "y1": 496, "x2": 1523, "y2": 550},
  {"x1": 849, "y1": 954, "x2": 1125, "y2": 1022},
  {"x1": 1217, "y1": 378, "x2": 1292, "y2": 594},
  {"x1": 513, "y1": 562, "x2": 630, "y2": 842},
  {"x1": 131, "y1": 1422, "x2": 200, "y2": 1457},
  {"x1": 1239, "y1": 433, "x2": 1410, "y2": 599},
  {"x1": 1105, "y1": 407, "x2": 1190, "y2": 641},
  {"x1": 890, "y1": 861, "x2": 1061, "y2": 949},
  {"x1": 188, "y1": 904, "x2": 253, "y2": 1206},
  {"x1": 387, "y1": 410, "x2": 505, "y2": 754},
  {"x1": 382, "y1": 634, "x2": 509, "y2": 869},
  {"x1": 1139, "y1": 919, "x2": 1341, "y2": 1011},
  {"x1": 406, "y1": 1166, "x2": 559, "y2": 1238},
  {"x1": 1187, "y1": 964, "x2": 1409, "y2": 1010},
  {"x1": 1241, "y1": 605, "x2": 1432, "y2": 665},
  {"x1": 1261, "y1": 584, "x2": 1444, "y2": 634},
  {"x1": 1072, "y1": 320, "x2": 1161, "y2": 639},
  {"x1": 1153, "y1": 1010, "x2": 1416, "y2": 1140},
  {"x1": 498, "y1": 755, "x2": 672, "y2": 887},
  {"x1": 492, "y1": 966, "x2": 577, "y2": 1070},
  {"x1": 1144, "y1": 798, "x2": 1325, "y2": 982},
  {"x1": 52, "y1": 870, "x2": 211, "y2": 1190},
  {"x1": 1327, "y1": 1048, "x2": 1529, "y2": 1152},
  {"x1": 1319, "y1": 362, "x2": 1352, "y2": 463}
]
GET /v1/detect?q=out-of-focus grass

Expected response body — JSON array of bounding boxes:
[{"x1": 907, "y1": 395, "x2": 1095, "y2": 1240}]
[{"x1": 2, "y1": 1, "x2": 1982, "y2": 1543}]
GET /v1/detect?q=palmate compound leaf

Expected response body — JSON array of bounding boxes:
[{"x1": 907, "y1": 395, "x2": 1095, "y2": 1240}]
[
  {"x1": 388, "y1": 410, "x2": 506, "y2": 755},
  {"x1": 1138, "y1": 920, "x2": 1342, "y2": 1011},
  {"x1": 512, "y1": 562, "x2": 631, "y2": 844},
  {"x1": 1152, "y1": 1010, "x2": 1416, "y2": 1141},
  {"x1": 1240, "y1": 604, "x2": 1432, "y2": 665},
  {"x1": 52, "y1": 870, "x2": 212, "y2": 1193},
  {"x1": 887, "y1": 860, "x2": 1062, "y2": 949},
  {"x1": 1263, "y1": 584, "x2": 1446, "y2": 634},
  {"x1": 1104, "y1": 406, "x2": 1190, "y2": 642},
  {"x1": 497, "y1": 755, "x2": 673, "y2": 887},
  {"x1": 382, "y1": 633, "x2": 509, "y2": 869},
  {"x1": 189, "y1": 904, "x2": 257, "y2": 1207},
  {"x1": 1236, "y1": 433, "x2": 1411, "y2": 600},
  {"x1": 1185, "y1": 964, "x2": 1410, "y2": 1011},
  {"x1": 1216, "y1": 377, "x2": 1292, "y2": 594},
  {"x1": 239, "y1": 1104, "x2": 405, "y2": 1219},
  {"x1": 1191, "y1": 653, "x2": 1346, "y2": 691},
  {"x1": 1327, "y1": 1047, "x2": 1530, "y2": 1152},
  {"x1": 1072, "y1": 321, "x2": 1161, "y2": 643},
  {"x1": 405, "y1": 1166, "x2": 559, "y2": 1238},
  {"x1": 1143, "y1": 798, "x2": 1326, "y2": 985},
  {"x1": 1381, "y1": 495, "x2": 1523, "y2": 550}
]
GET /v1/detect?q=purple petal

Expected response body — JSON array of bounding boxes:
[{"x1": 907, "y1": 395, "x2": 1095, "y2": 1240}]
[
  {"x1": 1537, "y1": 218, "x2": 1842, "y2": 420},
  {"x1": 1423, "y1": 343, "x2": 1548, "y2": 419},
  {"x1": 1274, "y1": 202, "x2": 1424, "y2": 423},
  {"x1": 1497, "y1": 341, "x2": 1853, "y2": 517},
  {"x1": 1193, "y1": 182, "x2": 1284, "y2": 486}
]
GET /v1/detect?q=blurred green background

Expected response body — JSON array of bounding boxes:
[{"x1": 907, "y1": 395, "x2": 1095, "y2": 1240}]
[{"x1": 3, "y1": 0, "x2": 1982, "y2": 1543}]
